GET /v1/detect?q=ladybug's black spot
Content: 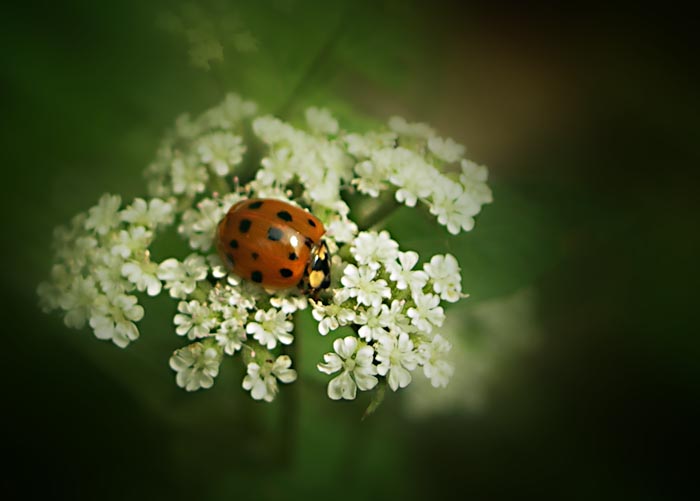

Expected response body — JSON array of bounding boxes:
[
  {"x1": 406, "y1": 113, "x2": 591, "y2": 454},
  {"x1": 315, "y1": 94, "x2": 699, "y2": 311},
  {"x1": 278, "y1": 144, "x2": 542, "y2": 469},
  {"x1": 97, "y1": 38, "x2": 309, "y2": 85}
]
[
  {"x1": 308, "y1": 218, "x2": 317, "y2": 227},
  {"x1": 277, "y1": 210, "x2": 292, "y2": 222},
  {"x1": 248, "y1": 201, "x2": 264, "y2": 209},
  {"x1": 229, "y1": 239, "x2": 238, "y2": 249},
  {"x1": 239, "y1": 219, "x2": 251, "y2": 233},
  {"x1": 251, "y1": 271, "x2": 263, "y2": 283},
  {"x1": 304, "y1": 237, "x2": 313, "y2": 249},
  {"x1": 251, "y1": 252, "x2": 259, "y2": 260},
  {"x1": 267, "y1": 227, "x2": 283, "y2": 241},
  {"x1": 280, "y1": 268, "x2": 293, "y2": 278},
  {"x1": 288, "y1": 252, "x2": 298, "y2": 261}
]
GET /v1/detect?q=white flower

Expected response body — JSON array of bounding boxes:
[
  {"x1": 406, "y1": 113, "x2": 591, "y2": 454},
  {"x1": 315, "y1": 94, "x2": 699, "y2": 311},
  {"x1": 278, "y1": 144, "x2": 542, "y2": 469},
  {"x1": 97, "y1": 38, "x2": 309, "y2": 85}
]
[
  {"x1": 317, "y1": 336, "x2": 378, "y2": 400},
  {"x1": 252, "y1": 115, "x2": 296, "y2": 144},
  {"x1": 93, "y1": 251, "x2": 131, "y2": 296},
  {"x1": 352, "y1": 160, "x2": 387, "y2": 197},
  {"x1": 196, "y1": 132, "x2": 245, "y2": 176},
  {"x1": 355, "y1": 300, "x2": 410, "y2": 341},
  {"x1": 407, "y1": 292, "x2": 445, "y2": 334},
  {"x1": 340, "y1": 264, "x2": 391, "y2": 309},
  {"x1": 388, "y1": 116, "x2": 436, "y2": 139},
  {"x1": 171, "y1": 156, "x2": 208, "y2": 196},
  {"x1": 257, "y1": 147, "x2": 295, "y2": 186},
  {"x1": 345, "y1": 131, "x2": 396, "y2": 159},
  {"x1": 242, "y1": 355, "x2": 297, "y2": 402},
  {"x1": 428, "y1": 136, "x2": 466, "y2": 163},
  {"x1": 121, "y1": 259, "x2": 162, "y2": 296},
  {"x1": 200, "y1": 93, "x2": 257, "y2": 130},
  {"x1": 245, "y1": 308, "x2": 294, "y2": 349},
  {"x1": 375, "y1": 333, "x2": 418, "y2": 391},
  {"x1": 110, "y1": 226, "x2": 152, "y2": 259},
  {"x1": 424, "y1": 254, "x2": 462, "y2": 303},
  {"x1": 460, "y1": 159, "x2": 493, "y2": 206},
  {"x1": 311, "y1": 295, "x2": 356, "y2": 335},
  {"x1": 326, "y1": 216, "x2": 358, "y2": 244},
  {"x1": 386, "y1": 251, "x2": 429, "y2": 292},
  {"x1": 429, "y1": 179, "x2": 479, "y2": 234},
  {"x1": 157, "y1": 254, "x2": 208, "y2": 299},
  {"x1": 169, "y1": 342, "x2": 222, "y2": 391},
  {"x1": 178, "y1": 198, "x2": 227, "y2": 251},
  {"x1": 174, "y1": 300, "x2": 216, "y2": 340},
  {"x1": 418, "y1": 334, "x2": 454, "y2": 388},
  {"x1": 305, "y1": 107, "x2": 339, "y2": 135},
  {"x1": 59, "y1": 276, "x2": 100, "y2": 329},
  {"x1": 269, "y1": 293, "x2": 308, "y2": 314},
  {"x1": 89, "y1": 293, "x2": 144, "y2": 348},
  {"x1": 85, "y1": 194, "x2": 121, "y2": 235},
  {"x1": 215, "y1": 328, "x2": 246, "y2": 355},
  {"x1": 120, "y1": 197, "x2": 174, "y2": 228},
  {"x1": 350, "y1": 231, "x2": 399, "y2": 270}
]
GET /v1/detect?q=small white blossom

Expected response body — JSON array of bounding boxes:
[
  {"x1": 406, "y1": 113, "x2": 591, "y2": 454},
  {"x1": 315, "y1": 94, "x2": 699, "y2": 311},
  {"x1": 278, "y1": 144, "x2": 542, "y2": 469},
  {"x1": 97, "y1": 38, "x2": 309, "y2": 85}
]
[
  {"x1": 388, "y1": 116, "x2": 436, "y2": 139},
  {"x1": 242, "y1": 355, "x2": 297, "y2": 402},
  {"x1": 355, "y1": 300, "x2": 410, "y2": 341},
  {"x1": 89, "y1": 293, "x2": 145, "y2": 348},
  {"x1": 429, "y1": 179, "x2": 479, "y2": 234},
  {"x1": 93, "y1": 251, "x2": 131, "y2": 296},
  {"x1": 178, "y1": 198, "x2": 225, "y2": 251},
  {"x1": 171, "y1": 156, "x2": 208, "y2": 197},
  {"x1": 460, "y1": 159, "x2": 493, "y2": 206},
  {"x1": 386, "y1": 251, "x2": 429, "y2": 292},
  {"x1": 350, "y1": 231, "x2": 399, "y2": 270},
  {"x1": 269, "y1": 293, "x2": 308, "y2": 314},
  {"x1": 345, "y1": 131, "x2": 396, "y2": 159},
  {"x1": 340, "y1": 264, "x2": 391, "y2": 309},
  {"x1": 120, "y1": 197, "x2": 174, "y2": 228},
  {"x1": 424, "y1": 254, "x2": 462, "y2": 303},
  {"x1": 407, "y1": 292, "x2": 445, "y2": 334},
  {"x1": 215, "y1": 328, "x2": 246, "y2": 355},
  {"x1": 428, "y1": 136, "x2": 466, "y2": 163},
  {"x1": 418, "y1": 334, "x2": 454, "y2": 388},
  {"x1": 174, "y1": 300, "x2": 217, "y2": 340},
  {"x1": 311, "y1": 295, "x2": 356, "y2": 335},
  {"x1": 318, "y1": 336, "x2": 378, "y2": 400},
  {"x1": 375, "y1": 333, "x2": 419, "y2": 391},
  {"x1": 59, "y1": 276, "x2": 100, "y2": 329},
  {"x1": 170, "y1": 342, "x2": 222, "y2": 391},
  {"x1": 196, "y1": 132, "x2": 245, "y2": 176},
  {"x1": 245, "y1": 308, "x2": 294, "y2": 349},
  {"x1": 85, "y1": 194, "x2": 121, "y2": 235},
  {"x1": 121, "y1": 260, "x2": 162, "y2": 296},
  {"x1": 305, "y1": 107, "x2": 339, "y2": 135},
  {"x1": 157, "y1": 254, "x2": 208, "y2": 299},
  {"x1": 326, "y1": 217, "x2": 358, "y2": 244},
  {"x1": 110, "y1": 226, "x2": 152, "y2": 259}
]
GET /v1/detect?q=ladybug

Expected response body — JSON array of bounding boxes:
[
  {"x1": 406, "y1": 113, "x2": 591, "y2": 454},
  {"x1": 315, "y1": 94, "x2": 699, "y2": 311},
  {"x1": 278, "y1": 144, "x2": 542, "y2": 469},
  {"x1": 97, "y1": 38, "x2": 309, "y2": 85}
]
[{"x1": 216, "y1": 198, "x2": 331, "y2": 293}]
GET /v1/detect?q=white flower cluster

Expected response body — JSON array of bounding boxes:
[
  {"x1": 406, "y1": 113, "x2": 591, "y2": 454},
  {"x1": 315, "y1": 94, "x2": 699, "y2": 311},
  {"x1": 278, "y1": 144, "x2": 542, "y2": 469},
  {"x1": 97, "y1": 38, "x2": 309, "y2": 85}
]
[
  {"x1": 313, "y1": 231, "x2": 459, "y2": 399},
  {"x1": 145, "y1": 93, "x2": 257, "y2": 201},
  {"x1": 38, "y1": 93, "x2": 492, "y2": 411},
  {"x1": 37, "y1": 195, "x2": 174, "y2": 347}
]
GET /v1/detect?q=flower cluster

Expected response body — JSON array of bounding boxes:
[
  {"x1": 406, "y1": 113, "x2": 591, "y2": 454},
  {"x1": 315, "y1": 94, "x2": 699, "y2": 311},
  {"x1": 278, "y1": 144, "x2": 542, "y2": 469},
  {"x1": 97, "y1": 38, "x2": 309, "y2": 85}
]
[
  {"x1": 313, "y1": 231, "x2": 459, "y2": 399},
  {"x1": 38, "y1": 93, "x2": 492, "y2": 410}
]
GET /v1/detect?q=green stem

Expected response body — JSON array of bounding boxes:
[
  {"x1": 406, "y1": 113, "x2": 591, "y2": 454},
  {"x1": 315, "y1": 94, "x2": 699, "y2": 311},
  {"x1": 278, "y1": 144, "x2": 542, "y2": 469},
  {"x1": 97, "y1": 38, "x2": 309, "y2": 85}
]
[
  {"x1": 357, "y1": 193, "x2": 401, "y2": 231},
  {"x1": 278, "y1": 311, "x2": 300, "y2": 468}
]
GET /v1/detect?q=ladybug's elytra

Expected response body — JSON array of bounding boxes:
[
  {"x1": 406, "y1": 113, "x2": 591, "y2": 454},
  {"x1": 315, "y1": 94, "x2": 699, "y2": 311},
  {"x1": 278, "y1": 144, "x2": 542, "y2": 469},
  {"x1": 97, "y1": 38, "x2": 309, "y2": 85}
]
[{"x1": 216, "y1": 198, "x2": 331, "y2": 293}]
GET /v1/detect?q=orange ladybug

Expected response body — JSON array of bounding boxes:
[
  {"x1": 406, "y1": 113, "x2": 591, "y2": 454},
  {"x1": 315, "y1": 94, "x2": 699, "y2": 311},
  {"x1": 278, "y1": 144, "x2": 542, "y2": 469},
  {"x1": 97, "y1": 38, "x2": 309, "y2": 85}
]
[{"x1": 216, "y1": 198, "x2": 331, "y2": 292}]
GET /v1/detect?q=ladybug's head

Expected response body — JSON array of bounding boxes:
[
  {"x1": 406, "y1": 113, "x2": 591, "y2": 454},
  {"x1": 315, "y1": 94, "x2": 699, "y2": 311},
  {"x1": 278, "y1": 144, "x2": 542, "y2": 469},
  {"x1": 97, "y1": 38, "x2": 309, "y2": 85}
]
[{"x1": 303, "y1": 240, "x2": 331, "y2": 293}]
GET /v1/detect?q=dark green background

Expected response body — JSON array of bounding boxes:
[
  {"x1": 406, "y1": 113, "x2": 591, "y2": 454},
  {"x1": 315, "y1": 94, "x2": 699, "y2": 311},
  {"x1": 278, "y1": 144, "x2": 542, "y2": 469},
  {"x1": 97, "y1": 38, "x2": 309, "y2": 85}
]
[{"x1": 3, "y1": 1, "x2": 698, "y2": 499}]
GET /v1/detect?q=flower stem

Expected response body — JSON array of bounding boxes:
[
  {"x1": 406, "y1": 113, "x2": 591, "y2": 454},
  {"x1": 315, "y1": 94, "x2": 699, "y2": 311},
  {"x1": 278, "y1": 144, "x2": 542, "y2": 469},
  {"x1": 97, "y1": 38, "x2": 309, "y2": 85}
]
[
  {"x1": 357, "y1": 193, "x2": 402, "y2": 231},
  {"x1": 278, "y1": 312, "x2": 300, "y2": 467}
]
